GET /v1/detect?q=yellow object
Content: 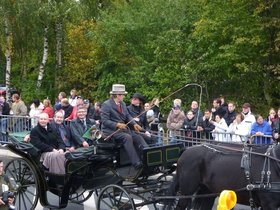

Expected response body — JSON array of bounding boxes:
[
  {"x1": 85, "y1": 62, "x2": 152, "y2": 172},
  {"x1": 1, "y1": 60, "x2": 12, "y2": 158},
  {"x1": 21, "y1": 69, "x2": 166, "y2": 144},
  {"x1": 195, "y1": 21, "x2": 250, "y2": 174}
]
[{"x1": 217, "y1": 190, "x2": 237, "y2": 210}]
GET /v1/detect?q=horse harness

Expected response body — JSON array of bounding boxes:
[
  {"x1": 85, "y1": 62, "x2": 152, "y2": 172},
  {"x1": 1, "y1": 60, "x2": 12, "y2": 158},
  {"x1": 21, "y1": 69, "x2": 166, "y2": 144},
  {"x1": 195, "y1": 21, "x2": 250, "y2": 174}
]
[
  {"x1": 241, "y1": 144, "x2": 280, "y2": 210},
  {"x1": 203, "y1": 143, "x2": 280, "y2": 210}
]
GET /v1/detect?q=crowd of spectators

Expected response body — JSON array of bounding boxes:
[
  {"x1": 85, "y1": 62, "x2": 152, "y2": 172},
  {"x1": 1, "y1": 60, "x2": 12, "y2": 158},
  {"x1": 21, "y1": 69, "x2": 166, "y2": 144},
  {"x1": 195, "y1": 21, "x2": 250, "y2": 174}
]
[
  {"x1": 0, "y1": 88, "x2": 279, "y2": 145},
  {"x1": 166, "y1": 97, "x2": 278, "y2": 144}
]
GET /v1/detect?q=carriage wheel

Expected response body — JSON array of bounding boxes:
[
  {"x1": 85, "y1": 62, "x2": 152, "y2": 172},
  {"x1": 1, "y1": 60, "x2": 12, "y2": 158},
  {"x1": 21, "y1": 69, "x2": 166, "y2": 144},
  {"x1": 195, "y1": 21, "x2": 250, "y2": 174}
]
[
  {"x1": 5, "y1": 158, "x2": 39, "y2": 210},
  {"x1": 97, "y1": 184, "x2": 136, "y2": 210},
  {"x1": 69, "y1": 189, "x2": 93, "y2": 204}
]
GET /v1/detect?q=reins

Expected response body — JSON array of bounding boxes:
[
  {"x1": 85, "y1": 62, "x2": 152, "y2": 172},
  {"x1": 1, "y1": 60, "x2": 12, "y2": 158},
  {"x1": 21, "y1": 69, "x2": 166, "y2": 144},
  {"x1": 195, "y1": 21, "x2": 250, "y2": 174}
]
[{"x1": 201, "y1": 142, "x2": 280, "y2": 163}]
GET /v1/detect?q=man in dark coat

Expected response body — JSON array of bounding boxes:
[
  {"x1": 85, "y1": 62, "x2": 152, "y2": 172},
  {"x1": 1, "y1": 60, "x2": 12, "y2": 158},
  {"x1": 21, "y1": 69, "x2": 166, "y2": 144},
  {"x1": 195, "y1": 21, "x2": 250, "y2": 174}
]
[
  {"x1": 30, "y1": 113, "x2": 66, "y2": 174},
  {"x1": 101, "y1": 84, "x2": 148, "y2": 170},
  {"x1": 211, "y1": 98, "x2": 226, "y2": 120},
  {"x1": 50, "y1": 111, "x2": 76, "y2": 152},
  {"x1": 223, "y1": 102, "x2": 236, "y2": 126},
  {"x1": 70, "y1": 105, "x2": 95, "y2": 148},
  {"x1": 0, "y1": 96, "x2": 10, "y2": 142},
  {"x1": 127, "y1": 93, "x2": 155, "y2": 144}
]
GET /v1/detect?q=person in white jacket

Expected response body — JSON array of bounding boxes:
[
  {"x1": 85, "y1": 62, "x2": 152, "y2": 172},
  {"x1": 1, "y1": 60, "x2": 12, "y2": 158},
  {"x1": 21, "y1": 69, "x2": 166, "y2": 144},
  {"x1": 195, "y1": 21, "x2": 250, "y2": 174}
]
[
  {"x1": 210, "y1": 114, "x2": 228, "y2": 141},
  {"x1": 29, "y1": 99, "x2": 44, "y2": 128},
  {"x1": 227, "y1": 113, "x2": 250, "y2": 142}
]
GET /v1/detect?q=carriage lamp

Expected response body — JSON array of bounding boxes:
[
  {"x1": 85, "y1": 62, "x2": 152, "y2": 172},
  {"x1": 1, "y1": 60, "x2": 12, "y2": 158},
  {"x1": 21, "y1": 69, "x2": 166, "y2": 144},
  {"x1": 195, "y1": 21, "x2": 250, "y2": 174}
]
[{"x1": 217, "y1": 190, "x2": 237, "y2": 210}]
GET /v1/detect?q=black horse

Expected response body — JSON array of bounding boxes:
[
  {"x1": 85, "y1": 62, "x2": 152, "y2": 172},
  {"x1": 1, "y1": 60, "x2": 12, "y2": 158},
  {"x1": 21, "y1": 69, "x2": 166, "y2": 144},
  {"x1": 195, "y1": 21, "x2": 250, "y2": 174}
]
[{"x1": 165, "y1": 143, "x2": 280, "y2": 210}]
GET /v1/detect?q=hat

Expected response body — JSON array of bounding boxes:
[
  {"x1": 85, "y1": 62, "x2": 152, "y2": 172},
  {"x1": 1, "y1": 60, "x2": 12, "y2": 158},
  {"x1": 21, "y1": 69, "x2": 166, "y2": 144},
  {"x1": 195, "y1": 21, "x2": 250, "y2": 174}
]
[
  {"x1": 77, "y1": 96, "x2": 84, "y2": 100},
  {"x1": 110, "y1": 84, "x2": 128, "y2": 95},
  {"x1": 242, "y1": 103, "x2": 251, "y2": 108},
  {"x1": 173, "y1": 104, "x2": 181, "y2": 109},
  {"x1": 83, "y1": 99, "x2": 89, "y2": 104},
  {"x1": 132, "y1": 93, "x2": 145, "y2": 103},
  {"x1": 33, "y1": 99, "x2": 40, "y2": 107}
]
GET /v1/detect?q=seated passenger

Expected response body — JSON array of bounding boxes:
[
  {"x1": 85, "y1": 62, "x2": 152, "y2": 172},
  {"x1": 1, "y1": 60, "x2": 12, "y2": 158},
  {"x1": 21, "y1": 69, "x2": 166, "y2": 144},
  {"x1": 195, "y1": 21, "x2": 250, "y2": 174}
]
[
  {"x1": 30, "y1": 113, "x2": 66, "y2": 174},
  {"x1": 70, "y1": 105, "x2": 96, "y2": 148},
  {"x1": 167, "y1": 104, "x2": 185, "y2": 141},
  {"x1": 50, "y1": 111, "x2": 76, "y2": 152},
  {"x1": 250, "y1": 114, "x2": 272, "y2": 144},
  {"x1": 101, "y1": 84, "x2": 148, "y2": 170},
  {"x1": 210, "y1": 114, "x2": 228, "y2": 141}
]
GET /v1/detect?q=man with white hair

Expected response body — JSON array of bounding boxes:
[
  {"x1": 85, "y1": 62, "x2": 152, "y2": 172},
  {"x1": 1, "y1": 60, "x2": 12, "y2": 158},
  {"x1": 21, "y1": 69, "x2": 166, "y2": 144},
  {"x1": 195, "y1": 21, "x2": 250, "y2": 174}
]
[{"x1": 30, "y1": 113, "x2": 66, "y2": 174}]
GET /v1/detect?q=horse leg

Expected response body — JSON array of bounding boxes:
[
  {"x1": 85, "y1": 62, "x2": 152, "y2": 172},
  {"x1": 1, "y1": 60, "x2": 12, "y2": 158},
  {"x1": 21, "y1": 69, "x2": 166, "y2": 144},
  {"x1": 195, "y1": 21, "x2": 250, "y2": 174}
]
[{"x1": 191, "y1": 185, "x2": 215, "y2": 210}]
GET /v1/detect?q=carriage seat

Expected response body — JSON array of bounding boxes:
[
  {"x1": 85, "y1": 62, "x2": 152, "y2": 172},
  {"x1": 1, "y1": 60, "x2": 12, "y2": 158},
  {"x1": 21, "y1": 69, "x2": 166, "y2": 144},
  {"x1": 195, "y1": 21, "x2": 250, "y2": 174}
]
[
  {"x1": 9, "y1": 131, "x2": 40, "y2": 157},
  {"x1": 94, "y1": 137, "x2": 124, "y2": 150}
]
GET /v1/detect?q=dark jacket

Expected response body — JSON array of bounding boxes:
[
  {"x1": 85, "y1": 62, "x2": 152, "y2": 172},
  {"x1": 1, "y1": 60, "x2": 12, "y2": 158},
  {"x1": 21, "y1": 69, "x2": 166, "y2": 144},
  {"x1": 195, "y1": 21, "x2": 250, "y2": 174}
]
[
  {"x1": 224, "y1": 111, "x2": 236, "y2": 126},
  {"x1": 49, "y1": 121, "x2": 74, "y2": 147},
  {"x1": 70, "y1": 117, "x2": 95, "y2": 146},
  {"x1": 101, "y1": 98, "x2": 136, "y2": 135},
  {"x1": 61, "y1": 104, "x2": 73, "y2": 119},
  {"x1": 191, "y1": 108, "x2": 203, "y2": 124},
  {"x1": 30, "y1": 123, "x2": 65, "y2": 153},
  {"x1": 0, "y1": 102, "x2": 10, "y2": 115},
  {"x1": 127, "y1": 104, "x2": 149, "y2": 130},
  {"x1": 200, "y1": 118, "x2": 215, "y2": 133},
  {"x1": 87, "y1": 104, "x2": 96, "y2": 120},
  {"x1": 183, "y1": 117, "x2": 198, "y2": 130},
  {"x1": 212, "y1": 106, "x2": 227, "y2": 120}
]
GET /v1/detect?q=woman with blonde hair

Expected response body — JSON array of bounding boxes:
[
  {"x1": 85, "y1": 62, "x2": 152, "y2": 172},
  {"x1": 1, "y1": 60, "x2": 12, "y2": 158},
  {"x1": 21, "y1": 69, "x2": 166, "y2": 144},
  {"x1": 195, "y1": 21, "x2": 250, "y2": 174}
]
[{"x1": 43, "y1": 99, "x2": 54, "y2": 118}]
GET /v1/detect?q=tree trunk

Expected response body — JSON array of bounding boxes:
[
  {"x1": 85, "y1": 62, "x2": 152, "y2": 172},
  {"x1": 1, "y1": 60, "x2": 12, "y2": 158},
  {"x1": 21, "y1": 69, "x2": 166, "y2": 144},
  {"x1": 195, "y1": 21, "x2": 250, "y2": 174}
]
[
  {"x1": 5, "y1": 19, "x2": 12, "y2": 100},
  {"x1": 37, "y1": 26, "x2": 48, "y2": 89},
  {"x1": 56, "y1": 20, "x2": 62, "y2": 68}
]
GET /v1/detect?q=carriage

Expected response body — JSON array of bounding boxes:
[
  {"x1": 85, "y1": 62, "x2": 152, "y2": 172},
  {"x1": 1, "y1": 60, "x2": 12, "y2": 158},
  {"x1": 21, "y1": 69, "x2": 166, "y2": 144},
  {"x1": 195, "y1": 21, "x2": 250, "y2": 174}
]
[{"x1": 2, "y1": 128, "x2": 183, "y2": 210}]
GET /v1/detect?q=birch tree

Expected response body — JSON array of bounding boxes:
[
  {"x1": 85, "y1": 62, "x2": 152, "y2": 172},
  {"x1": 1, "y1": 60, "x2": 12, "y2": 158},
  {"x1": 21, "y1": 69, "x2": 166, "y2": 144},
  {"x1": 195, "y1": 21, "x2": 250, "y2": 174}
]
[
  {"x1": 4, "y1": 19, "x2": 12, "y2": 100},
  {"x1": 37, "y1": 26, "x2": 48, "y2": 89}
]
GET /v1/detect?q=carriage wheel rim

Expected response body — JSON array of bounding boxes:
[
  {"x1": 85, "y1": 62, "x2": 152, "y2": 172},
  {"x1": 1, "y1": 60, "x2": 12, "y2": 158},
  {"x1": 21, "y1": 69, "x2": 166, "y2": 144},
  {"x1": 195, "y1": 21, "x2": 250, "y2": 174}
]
[
  {"x1": 97, "y1": 184, "x2": 136, "y2": 210},
  {"x1": 5, "y1": 158, "x2": 39, "y2": 210}
]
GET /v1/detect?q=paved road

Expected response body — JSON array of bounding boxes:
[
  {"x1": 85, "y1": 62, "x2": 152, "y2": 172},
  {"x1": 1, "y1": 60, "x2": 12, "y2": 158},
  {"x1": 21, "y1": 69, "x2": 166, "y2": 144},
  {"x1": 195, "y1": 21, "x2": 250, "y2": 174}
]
[{"x1": 0, "y1": 146, "x2": 251, "y2": 210}]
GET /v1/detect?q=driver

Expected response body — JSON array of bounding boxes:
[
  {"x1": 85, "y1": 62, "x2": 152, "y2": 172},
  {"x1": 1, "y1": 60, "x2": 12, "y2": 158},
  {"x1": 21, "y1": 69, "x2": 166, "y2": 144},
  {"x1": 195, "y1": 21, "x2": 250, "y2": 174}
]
[{"x1": 101, "y1": 84, "x2": 148, "y2": 170}]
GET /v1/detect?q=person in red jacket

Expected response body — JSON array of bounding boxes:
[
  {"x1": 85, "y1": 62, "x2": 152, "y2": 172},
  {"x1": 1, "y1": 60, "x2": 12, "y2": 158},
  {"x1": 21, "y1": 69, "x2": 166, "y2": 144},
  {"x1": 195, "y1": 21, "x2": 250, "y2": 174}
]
[{"x1": 43, "y1": 99, "x2": 54, "y2": 119}]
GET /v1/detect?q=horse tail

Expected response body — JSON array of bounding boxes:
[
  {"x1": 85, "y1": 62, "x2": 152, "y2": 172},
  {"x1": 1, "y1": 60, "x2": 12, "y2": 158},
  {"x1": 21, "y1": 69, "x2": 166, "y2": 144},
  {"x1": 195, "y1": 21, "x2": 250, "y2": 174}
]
[{"x1": 163, "y1": 173, "x2": 179, "y2": 210}]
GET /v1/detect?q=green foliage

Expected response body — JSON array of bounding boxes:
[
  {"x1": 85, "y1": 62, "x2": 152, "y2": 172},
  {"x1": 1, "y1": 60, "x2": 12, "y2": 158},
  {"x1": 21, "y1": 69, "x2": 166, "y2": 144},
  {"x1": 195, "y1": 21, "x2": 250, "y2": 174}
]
[{"x1": 0, "y1": 0, "x2": 280, "y2": 115}]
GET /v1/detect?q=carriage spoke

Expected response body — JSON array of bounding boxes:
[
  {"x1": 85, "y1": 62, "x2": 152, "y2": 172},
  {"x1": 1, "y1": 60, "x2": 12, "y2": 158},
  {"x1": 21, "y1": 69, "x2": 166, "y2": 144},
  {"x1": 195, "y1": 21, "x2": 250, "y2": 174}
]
[
  {"x1": 116, "y1": 191, "x2": 124, "y2": 206},
  {"x1": 100, "y1": 199, "x2": 113, "y2": 208},
  {"x1": 118, "y1": 200, "x2": 130, "y2": 209},
  {"x1": 105, "y1": 188, "x2": 115, "y2": 206}
]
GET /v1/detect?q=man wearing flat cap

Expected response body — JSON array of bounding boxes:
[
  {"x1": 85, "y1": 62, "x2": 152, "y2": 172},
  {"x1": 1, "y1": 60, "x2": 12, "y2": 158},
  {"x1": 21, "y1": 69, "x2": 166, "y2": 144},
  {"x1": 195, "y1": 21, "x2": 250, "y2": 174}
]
[{"x1": 101, "y1": 84, "x2": 148, "y2": 170}]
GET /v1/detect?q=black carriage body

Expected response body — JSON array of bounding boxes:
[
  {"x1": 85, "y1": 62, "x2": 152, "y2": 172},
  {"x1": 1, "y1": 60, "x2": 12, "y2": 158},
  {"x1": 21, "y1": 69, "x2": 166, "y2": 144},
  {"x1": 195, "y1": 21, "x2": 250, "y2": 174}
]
[{"x1": 143, "y1": 142, "x2": 183, "y2": 167}]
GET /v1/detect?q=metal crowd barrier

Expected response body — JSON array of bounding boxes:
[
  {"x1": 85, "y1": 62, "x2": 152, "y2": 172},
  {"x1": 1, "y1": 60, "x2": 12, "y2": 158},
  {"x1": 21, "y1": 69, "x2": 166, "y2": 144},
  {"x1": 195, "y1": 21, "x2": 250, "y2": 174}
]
[
  {"x1": 0, "y1": 114, "x2": 273, "y2": 147},
  {"x1": 166, "y1": 129, "x2": 273, "y2": 147}
]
